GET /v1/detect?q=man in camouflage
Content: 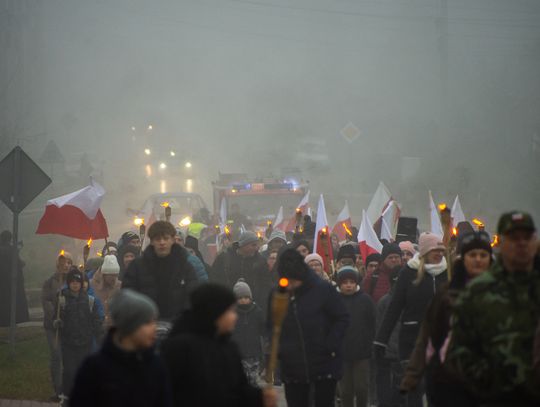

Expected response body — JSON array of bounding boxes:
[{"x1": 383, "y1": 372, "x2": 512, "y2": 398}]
[{"x1": 448, "y1": 211, "x2": 540, "y2": 406}]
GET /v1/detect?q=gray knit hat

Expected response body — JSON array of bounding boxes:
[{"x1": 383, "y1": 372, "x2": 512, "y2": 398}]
[
  {"x1": 238, "y1": 231, "x2": 259, "y2": 248},
  {"x1": 269, "y1": 229, "x2": 287, "y2": 244},
  {"x1": 233, "y1": 279, "x2": 252, "y2": 299},
  {"x1": 110, "y1": 289, "x2": 158, "y2": 336}
]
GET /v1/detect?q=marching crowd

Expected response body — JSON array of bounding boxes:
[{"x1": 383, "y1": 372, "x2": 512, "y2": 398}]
[{"x1": 37, "y1": 209, "x2": 540, "y2": 407}]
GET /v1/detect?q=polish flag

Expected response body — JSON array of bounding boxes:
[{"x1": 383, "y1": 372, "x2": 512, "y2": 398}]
[
  {"x1": 284, "y1": 190, "x2": 310, "y2": 232},
  {"x1": 380, "y1": 201, "x2": 399, "y2": 241},
  {"x1": 274, "y1": 206, "x2": 286, "y2": 231},
  {"x1": 451, "y1": 195, "x2": 466, "y2": 227},
  {"x1": 429, "y1": 191, "x2": 444, "y2": 238},
  {"x1": 36, "y1": 180, "x2": 109, "y2": 240},
  {"x1": 358, "y1": 210, "x2": 383, "y2": 264},
  {"x1": 313, "y1": 194, "x2": 334, "y2": 274},
  {"x1": 367, "y1": 182, "x2": 393, "y2": 228},
  {"x1": 332, "y1": 201, "x2": 352, "y2": 242}
]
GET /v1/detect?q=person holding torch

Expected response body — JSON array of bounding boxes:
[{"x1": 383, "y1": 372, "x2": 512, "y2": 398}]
[{"x1": 271, "y1": 248, "x2": 349, "y2": 407}]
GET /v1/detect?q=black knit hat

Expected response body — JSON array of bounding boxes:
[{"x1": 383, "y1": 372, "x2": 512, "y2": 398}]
[
  {"x1": 337, "y1": 244, "x2": 357, "y2": 263},
  {"x1": 457, "y1": 231, "x2": 492, "y2": 258},
  {"x1": 381, "y1": 243, "x2": 402, "y2": 261},
  {"x1": 66, "y1": 267, "x2": 83, "y2": 284},
  {"x1": 278, "y1": 248, "x2": 311, "y2": 281},
  {"x1": 190, "y1": 283, "x2": 237, "y2": 323},
  {"x1": 365, "y1": 253, "x2": 382, "y2": 266}
]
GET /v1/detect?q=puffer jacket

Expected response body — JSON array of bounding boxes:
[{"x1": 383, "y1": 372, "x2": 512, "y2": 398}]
[
  {"x1": 122, "y1": 244, "x2": 198, "y2": 321},
  {"x1": 273, "y1": 270, "x2": 349, "y2": 383}
]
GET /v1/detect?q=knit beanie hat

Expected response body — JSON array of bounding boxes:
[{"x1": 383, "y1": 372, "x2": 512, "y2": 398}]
[
  {"x1": 305, "y1": 253, "x2": 324, "y2": 267},
  {"x1": 191, "y1": 283, "x2": 237, "y2": 323},
  {"x1": 238, "y1": 231, "x2": 259, "y2": 248},
  {"x1": 233, "y1": 279, "x2": 252, "y2": 299},
  {"x1": 101, "y1": 255, "x2": 120, "y2": 275},
  {"x1": 457, "y1": 231, "x2": 492, "y2": 258},
  {"x1": 118, "y1": 231, "x2": 139, "y2": 248},
  {"x1": 57, "y1": 251, "x2": 73, "y2": 263},
  {"x1": 110, "y1": 289, "x2": 158, "y2": 337},
  {"x1": 381, "y1": 243, "x2": 402, "y2": 261},
  {"x1": 118, "y1": 245, "x2": 139, "y2": 262},
  {"x1": 337, "y1": 265, "x2": 359, "y2": 285},
  {"x1": 398, "y1": 241, "x2": 416, "y2": 255},
  {"x1": 278, "y1": 248, "x2": 311, "y2": 281},
  {"x1": 337, "y1": 244, "x2": 357, "y2": 263},
  {"x1": 365, "y1": 253, "x2": 382, "y2": 266},
  {"x1": 269, "y1": 229, "x2": 287, "y2": 244},
  {"x1": 419, "y1": 233, "x2": 446, "y2": 257},
  {"x1": 66, "y1": 267, "x2": 83, "y2": 284}
]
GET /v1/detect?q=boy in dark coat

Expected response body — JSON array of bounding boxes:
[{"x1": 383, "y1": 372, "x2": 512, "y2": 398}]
[
  {"x1": 231, "y1": 279, "x2": 266, "y2": 385},
  {"x1": 54, "y1": 268, "x2": 103, "y2": 398},
  {"x1": 337, "y1": 266, "x2": 376, "y2": 407},
  {"x1": 161, "y1": 283, "x2": 277, "y2": 407},
  {"x1": 272, "y1": 249, "x2": 349, "y2": 407},
  {"x1": 69, "y1": 289, "x2": 172, "y2": 407}
]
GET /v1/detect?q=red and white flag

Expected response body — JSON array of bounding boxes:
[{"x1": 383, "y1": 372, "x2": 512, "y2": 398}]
[
  {"x1": 36, "y1": 180, "x2": 109, "y2": 240},
  {"x1": 380, "y1": 201, "x2": 399, "y2": 241},
  {"x1": 313, "y1": 194, "x2": 334, "y2": 273},
  {"x1": 367, "y1": 182, "x2": 393, "y2": 227},
  {"x1": 274, "y1": 206, "x2": 286, "y2": 231},
  {"x1": 332, "y1": 201, "x2": 352, "y2": 242},
  {"x1": 284, "y1": 190, "x2": 310, "y2": 232},
  {"x1": 358, "y1": 210, "x2": 383, "y2": 264}
]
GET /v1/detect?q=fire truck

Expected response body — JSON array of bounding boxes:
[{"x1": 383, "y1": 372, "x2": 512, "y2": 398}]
[{"x1": 212, "y1": 173, "x2": 309, "y2": 230}]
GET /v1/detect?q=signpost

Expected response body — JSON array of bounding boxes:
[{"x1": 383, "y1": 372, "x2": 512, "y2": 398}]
[{"x1": 0, "y1": 146, "x2": 51, "y2": 357}]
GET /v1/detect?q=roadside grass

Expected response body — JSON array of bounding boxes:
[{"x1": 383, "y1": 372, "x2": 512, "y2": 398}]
[{"x1": 0, "y1": 326, "x2": 51, "y2": 401}]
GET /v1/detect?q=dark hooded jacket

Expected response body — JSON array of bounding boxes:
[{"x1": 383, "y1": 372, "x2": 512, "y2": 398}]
[
  {"x1": 273, "y1": 270, "x2": 350, "y2": 383},
  {"x1": 232, "y1": 302, "x2": 266, "y2": 360},
  {"x1": 161, "y1": 311, "x2": 263, "y2": 407},
  {"x1": 210, "y1": 246, "x2": 272, "y2": 313},
  {"x1": 122, "y1": 244, "x2": 198, "y2": 321},
  {"x1": 340, "y1": 288, "x2": 376, "y2": 362},
  {"x1": 69, "y1": 329, "x2": 173, "y2": 407}
]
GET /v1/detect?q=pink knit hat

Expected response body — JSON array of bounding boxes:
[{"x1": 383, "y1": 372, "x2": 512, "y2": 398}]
[
  {"x1": 399, "y1": 241, "x2": 416, "y2": 255},
  {"x1": 305, "y1": 253, "x2": 324, "y2": 266},
  {"x1": 418, "y1": 233, "x2": 446, "y2": 257}
]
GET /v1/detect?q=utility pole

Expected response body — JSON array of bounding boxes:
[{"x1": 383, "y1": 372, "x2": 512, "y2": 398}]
[{"x1": 438, "y1": 0, "x2": 449, "y2": 141}]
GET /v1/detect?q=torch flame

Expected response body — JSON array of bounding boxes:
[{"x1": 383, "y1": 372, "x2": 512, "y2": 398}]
[
  {"x1": 295, "y1": 208, "x2": 302, "y2": 214},
  {"x1": 257, "y1": 232, "x2": 262, "y2": 239},
  {"x1": 97, "y1": 251, "x2": 103, "y2": 257},
  {"x1": 438, "y1": 203, "x2": 447, "y2": 211},
  {"x1": 86, "y1": 238, "x2": 93, "y2": 247},
  {"x1": 160, "y1": 202, "x2": 170, "y2": 208},
  {"x1": 342, "y1": 223, "x2": 352, "y2": 237},
  {"x1": 452, "y1": 227, "x2": 458, "y2": 237},
  {"x1": 59, "y1": 249, "x2": 65, "y2": 256},
  {"x1": 224, "y1": 225, "x2": 231, "y2": 237},
  {"x1": 134, "y1": 217, "x2": 144, "y2": 227},
  {"x1": 491, "y1": 234, "x2": 499, "y2": 247},
  {"x1": 179, "y1": 217, "x2": 192, "y2": 227},
  {"x1": 321, "y1": 226, "x2": 328, "y2": 235},
  {"x1": 472, "y1": 218, "x2": 484, "y2": 227},
  {"x1": 267, "y1": 220, "x2": 272, "y2": 226},
  {"x1": 279, "y1": 278, "x2": 289, "y2": 288}
]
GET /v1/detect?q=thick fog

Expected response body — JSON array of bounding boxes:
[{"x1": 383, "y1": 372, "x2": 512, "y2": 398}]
[{"x1": 1, "y1": 0, "x2": 540, "y2": 239}]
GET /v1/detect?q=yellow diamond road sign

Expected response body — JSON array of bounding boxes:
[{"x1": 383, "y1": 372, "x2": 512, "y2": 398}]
[{"x1": 341, "y1": 122, "x2": 360, "y2": 143}]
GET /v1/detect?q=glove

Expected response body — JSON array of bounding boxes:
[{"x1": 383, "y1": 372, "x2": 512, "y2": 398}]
[
  {"x1": 53, "y1": 319, "x2": 63, "y2": 329},
  {"x1": 373, "y1": 342, "x2": 387, "y2": 360}
]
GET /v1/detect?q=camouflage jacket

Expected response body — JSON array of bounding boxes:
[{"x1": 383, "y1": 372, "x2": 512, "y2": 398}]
[{"x1": 447, "y1": 258, "x2": 540, "y2": 403}]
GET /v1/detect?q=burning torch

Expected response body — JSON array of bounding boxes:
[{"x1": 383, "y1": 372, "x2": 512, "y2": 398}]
[
  {"x1": 266, "y1": 277, "x2": 290, "y2": 385},
  {"x1": 472, "y1": 218, "x2": 485, "y2": 232},
  {"x1": 342, "y1": 222, "x2": 353, "y2": 241},
  {"x1": 438, "y1": 203, "x2": 453, "y2": 247},
  {"x1": 265, "y1": 220, "x2": 273, "y2": 239},
  {"x1": 294, "y1": 208, "x2": 303, "y2": 234},
  {"x1": 161, "y1": 202, "x2": 171, "y2": 222},
  {"x1": 83, "y1": 238, "x2": 92, "y2": 266},
  {"x1": 320, "y1": 227, "x2": 336, "y2": 279},
  {"x1": 134, "y1": 217, "x2": 145, "y2": 244}
]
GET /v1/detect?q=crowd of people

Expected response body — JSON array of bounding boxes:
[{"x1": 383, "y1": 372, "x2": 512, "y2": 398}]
[{"x1": 36, "y1": 208, "x2": 540, "y2": 407}]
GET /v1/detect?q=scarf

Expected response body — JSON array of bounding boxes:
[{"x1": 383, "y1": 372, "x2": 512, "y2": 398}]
[{"x1": 407, "y1": 253, "x2": 447, "y2": 276}]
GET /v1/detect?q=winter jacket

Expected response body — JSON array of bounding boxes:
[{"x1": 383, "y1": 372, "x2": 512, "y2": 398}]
[
  {"x1": 447, "y1": 257, "x2": 540, "y2": 404},
  {"x1": 122, "y1": 244, "x2": 198, "y2": 321},
  {"x1": 210, "y1": 248, "x2": 273, "y2": 313},
  {"x1": 42, "y1": 272, "x2": 66, "y2": 330},
  {"x1": 375, "y1": 261, "x2": 448, "y2": 362},
  {"x1": 362, "y1": 263, "x2": 393, "y2": 304},
  {"x1": 340, "y1": 288, "x2": 376, "y2": 362},
  {"x1": 69, "y1": 329, "x2": 173, "y2": 407},
  {"x1": 161, "y1": 311, "x2": 263, "y2": 407},
  {"x1": 0, "y1": 245, "x2": 29, "y2": 327},
  {"x1": 56, "y1": 288, "x2": 103, "y2": 348},
  {"x1": 273, "y1": 270, "x2": 349, "y2": 383},
  {"x1": 90, "y1": 270, "x2": 122, "y2": 328},
  {"x1": 188, "y1": 253, "x2": 209, "y2": 282},
  {"x1": 376, "y1": 292, "x2": 400, "y2": 361},
  {"x1": 232, "y1": 302, "x2": 265, "y2": 360}
]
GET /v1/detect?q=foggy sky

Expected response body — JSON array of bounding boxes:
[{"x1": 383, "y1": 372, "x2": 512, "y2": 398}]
[{"x1": 2, "y1": 0, "x2": 540, "y2": 234}]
